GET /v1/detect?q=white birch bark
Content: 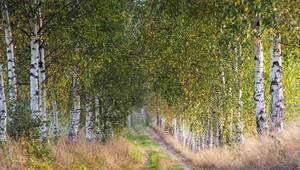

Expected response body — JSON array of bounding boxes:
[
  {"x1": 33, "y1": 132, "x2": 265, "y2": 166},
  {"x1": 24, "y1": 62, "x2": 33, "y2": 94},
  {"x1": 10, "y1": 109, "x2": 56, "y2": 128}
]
[
  {"x1": 156, "y1": 109, "x2": 160, "y2": 127},
  {"x1": 68, "y1": 75, "x2": 80, "y2": 143},
  {"x1": 178, "y1": 120, "x2": 184, "y2": 145},
  {"x1": 188, "y1": 129, "x2": 194, "y2": 150},
  {"x1": 94, "y1": 95, "x2": 101, "y2": 140},
  {"x1": 196, "y1": 133, "x2": 201, "y2": 151},
  {"x1": 2, "y1": 1, "x2": 17, "y2": 113},
  {"x1": 141, "y1": 107, "x2": 147, "y2": 124},
  {"x1": 214, "y1": 122, "x2": 220, "y2": 147},
  {"x1": 233, "y1": 47, "x2": 244, "y2": 145},
  {"x1": 127, "y1": 114, "x2": 132, "y2": 127},
  {"x1": 270, "y1": 31, "x2": 284, "y2": 132},
  {"x1": 235, "y1": 89, "x2": 244, "y2": 144},
  {"x1": 171, "y1": 117, "x2": 176, "y2": 137},
  {"x1": 208, "y1": 120, "x2": 213, "y2": 148},
  {"x1": 254, "y1": 19, "x2": 267, "y2": 135},
  {"x1": 37, "y1": 0, "x2": 47, "y2": 142},
  {"x1": 30, "y1": 0, "x2": 39, "y2": 119},
  {"x1": 52, "y1": 93, "x2": 58, "y2": 141},
  {"x1": 0, "y1": 65, "x2": 7, "y2": 141},
  {"x1": 201, "y1": 131, "x2": 205, "y2": 149},
  {"x1": 85, "y1": 94, "x2": 92, "y2": 141},
  {"x1": 270, "y1": 5, "x2": 284, "y2": 133}
]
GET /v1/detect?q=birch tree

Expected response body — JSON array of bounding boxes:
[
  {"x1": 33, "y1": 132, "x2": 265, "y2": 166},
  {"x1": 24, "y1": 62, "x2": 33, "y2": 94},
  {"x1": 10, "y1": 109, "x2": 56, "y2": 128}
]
[
  {"x1": 0, "y1": 65, "x2": 7, "y2": 141},
  {"x1": 68, "y1": 74, "x2": 81, "y2": 143},
  {"x1": 52, "y1": 93, "x2": 59, "y2": 141},
  {"x1": 85, "y1": 94, "x2": 92, "y2": 141},
  {"x1": 234, "y1": 47, "x2": 244, "y2": 145},
  {"x1": 94, "y1": 95, "x2": 101, "y2": 140},
  {"x1": 30, "y1": 0, "x2": 40, "y2": 120},
  {"x1": 254, "y1": 17, "x2": 267, "y2": 135},
  {"x1": 270, "y1": 4, "x2": 284, "y2": 133},
  {"x1": 37, "y1": 0, "x2": 47, "y2": 142},
  {"x1": 2, "y1": 0, "x2": 17, "y2": 114}
]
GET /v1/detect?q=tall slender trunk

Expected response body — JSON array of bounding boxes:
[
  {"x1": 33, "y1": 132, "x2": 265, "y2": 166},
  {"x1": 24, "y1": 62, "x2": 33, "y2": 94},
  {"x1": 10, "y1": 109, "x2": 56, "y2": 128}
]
[
  {"x1": 0, "y1": 65, "x2": 7, "y2": 141},
  {"x1": 94, "y1": 95, "x2": 101, "y2": 140},
  {"x1": 85, "y1": 94, "x2": 92, "y2": 141},
  {"x1": 156, "y1": 109, "x2": 160, "y2": 127},
  {"x1": 68, "y1": 75, "x2": 80, "y2": 143},
  {"x1": 141, "y1": 107, "x2": 147, "y2": 124},
  {"x1": 178, "y1": 117, "x2": 184, "y2": 144},
  {"x1": 2, "y1": 0, "x2": 17, "y2": 114},
  {"x1": 37, "y1": 0, "x2": 47, "y2": 142},
  {"x1": 188, "y1": 125, "x2": 194, "y2": 150},
  {"x1": 254, "y1": 18, "x2": 267, "y2": 135},
  {"x1": 208, "y1": 119, "x2": 213, "y2": 148},
  {"x1": 201, "y1": 131, "x2": 205, "y2": 149},
  {"x1": 196, "y1": 132, "x2": 201, "y2": 151},
  {"x1": 270, "y1": 6, "x2": 284, "y2": 132},
  {"x1": 30, "y1": 0, "x2": 39, "y2": 120},
  {"x1": 127, "y1": 114, "x2": 132, "y2": 127},
  {"x1": 52, "y1": 93, "x2": 58, "y2": 141},
  {"x1": 234, "y1": 47, "x2": 244, "y2": 145},
  {"x1": 270, "y1": 34, "x2": 283, "y2": 132},
  {"x1": 171, "y1": 117, "x2": 176, "y2": 137},
  {"x1": 214, "y1": 120, "x2": 220, "y2": 147}
]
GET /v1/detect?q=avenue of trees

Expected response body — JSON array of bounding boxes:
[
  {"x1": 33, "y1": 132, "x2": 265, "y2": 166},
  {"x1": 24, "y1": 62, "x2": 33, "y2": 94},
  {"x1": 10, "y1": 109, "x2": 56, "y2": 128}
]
[{"x1": 0, "y1": 0, "x2": 299, "y2": 151}]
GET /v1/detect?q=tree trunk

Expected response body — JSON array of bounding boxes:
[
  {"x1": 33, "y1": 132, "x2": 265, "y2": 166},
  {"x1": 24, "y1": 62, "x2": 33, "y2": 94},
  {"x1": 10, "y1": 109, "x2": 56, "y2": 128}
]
[
  {"x1": 30, "y1": 0, "x2": 39, "y2": 120},
  {"x1": 141, "y1": 107, "x2": 147, "y2": 124},
  {"x1": 37, "y1": 0, "x2": 47, "y2": 142},
  {"x1": 171, "y1": 117, "x2": 176, "y2": 137},
  {"x1": 2, "y1": 0, "x2": 17, "y2": 114},
  {"x1": 127, "y1": 114, "x2": 132, "y2": 127},
  {"x1": 234, "y1": 47, "x2": 244, "y2": 145},
  {"x1": 270, "y1": 33, "x2": 284, "y2": 133},
  {"x1": 156, "y1": 109, "x2": 160, "y2": 127},
  {"x1": 254, "y1": 18, "x2": 268, "y2": 135},
  {"x1": 94, "y1": 95, "x2": 102, "y2": 141},
  {"x1": 0, "y1": 65, "x2": 7, "y2": 141},
  {"x1": 52, "y1": 93, "x2": 59, "y2": 141},
  {"x1": 188, "y1": 126, "x2": 194, "y2": 150},
  {"x1": 178, "y1": 117, "x2": 185, "y2": 145},
  {"x1": 208, "y1": 119, "x2": 213, "y2": 148},
  {"x1": 196, "y1": 132, "x2": 201, "y2": 151},
  {"x1": 68, "y1": 75, "x2": 80, "y2": 143},
  {"x1": 85, "y1": 94, "x2": 92, "y2": 141}
]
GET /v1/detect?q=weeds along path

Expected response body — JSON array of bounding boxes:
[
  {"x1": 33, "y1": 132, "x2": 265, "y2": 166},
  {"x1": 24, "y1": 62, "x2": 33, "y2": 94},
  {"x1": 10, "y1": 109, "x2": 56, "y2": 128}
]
[{"x1": 146, "y1": 127, "x2": 194, "y2": 170}]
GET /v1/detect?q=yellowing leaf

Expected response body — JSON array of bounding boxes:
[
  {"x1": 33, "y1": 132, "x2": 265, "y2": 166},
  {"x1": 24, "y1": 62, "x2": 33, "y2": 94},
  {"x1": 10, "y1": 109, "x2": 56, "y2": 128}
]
[{"x1": 244, "y1": 7, "x2": 248, "y2": 12}]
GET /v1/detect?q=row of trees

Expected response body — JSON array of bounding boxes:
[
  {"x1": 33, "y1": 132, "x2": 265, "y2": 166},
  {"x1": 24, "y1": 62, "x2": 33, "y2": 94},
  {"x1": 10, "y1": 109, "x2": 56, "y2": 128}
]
[
  {"x1": 0, "y1": 0, "x2": 299, "y2": 150},
  {"x1": 0, "y1": 0, "x2": 148, "y2": 144},
  {"x1": 145, "y1": 0, "x2": 299, "y2": 149}
]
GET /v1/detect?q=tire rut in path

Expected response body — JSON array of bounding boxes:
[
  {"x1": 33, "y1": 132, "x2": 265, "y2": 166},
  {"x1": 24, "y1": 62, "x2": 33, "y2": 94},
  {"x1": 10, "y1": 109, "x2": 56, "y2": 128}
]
[{"x1": 146, "y1": 127, "x2": 193, "y2": 170}]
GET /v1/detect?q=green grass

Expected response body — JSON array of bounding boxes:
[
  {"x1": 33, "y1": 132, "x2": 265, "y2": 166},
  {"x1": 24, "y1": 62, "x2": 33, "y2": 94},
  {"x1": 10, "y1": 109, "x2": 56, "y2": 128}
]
[{"x1": 125, "y1": 111, "x2": 183, "y2": 170}]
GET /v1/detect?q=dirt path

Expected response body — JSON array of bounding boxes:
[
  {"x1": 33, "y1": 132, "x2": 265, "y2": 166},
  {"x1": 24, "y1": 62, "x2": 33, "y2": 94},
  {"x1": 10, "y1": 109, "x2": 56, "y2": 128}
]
[{"x1": 146, "y1": 127, "x2": 194, "y2": 170}]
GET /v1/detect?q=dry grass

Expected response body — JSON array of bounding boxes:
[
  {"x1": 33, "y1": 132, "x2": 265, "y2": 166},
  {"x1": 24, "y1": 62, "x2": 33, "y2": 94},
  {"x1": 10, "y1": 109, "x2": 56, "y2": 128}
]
[
  {"x1": 0, "y1": 139, "x2": 28, "y2": 170},
  {"x1": 0, "y1": 132, "x2": 142, "y2": 170},
  {"x1": 153, "y1": 123, "x2": 300, "y2": 170},
  {"x1": 48, "y1": 133, "x2": 141, "y2": 170}
]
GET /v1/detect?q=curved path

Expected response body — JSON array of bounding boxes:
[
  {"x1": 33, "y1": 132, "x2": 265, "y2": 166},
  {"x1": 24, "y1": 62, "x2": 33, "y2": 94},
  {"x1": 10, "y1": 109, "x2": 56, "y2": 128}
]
[{"x1": 146, "y1": 127, "x2": 194, "y2": 170}]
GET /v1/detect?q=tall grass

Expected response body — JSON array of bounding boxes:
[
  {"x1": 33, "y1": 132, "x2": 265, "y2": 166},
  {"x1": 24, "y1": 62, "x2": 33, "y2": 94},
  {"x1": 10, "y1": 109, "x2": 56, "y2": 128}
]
[
  {"x1": 152, "y1": 122, "x2": 300, "y2": 170},
  {"x1": 0, "y1": 132, "x2": 141, "y2": 170}
]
